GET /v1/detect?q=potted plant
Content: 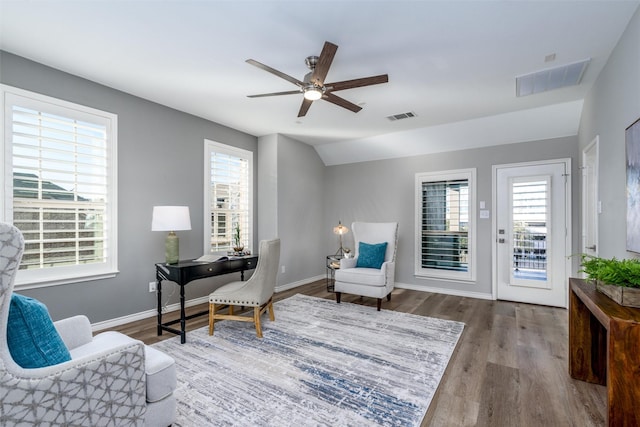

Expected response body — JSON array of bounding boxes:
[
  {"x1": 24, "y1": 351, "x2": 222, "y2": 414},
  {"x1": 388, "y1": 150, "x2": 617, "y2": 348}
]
[
  {"x1": 579, "y1": 254, "x2": 640, "y2": 307},
  {"x1": 233, "y1": 223, "x2": 244, "y2": 254}
]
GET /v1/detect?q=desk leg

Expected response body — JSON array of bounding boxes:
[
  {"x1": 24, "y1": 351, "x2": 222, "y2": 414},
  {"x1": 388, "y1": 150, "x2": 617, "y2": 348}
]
[
  {"x1": 568, "y1": 287, "x2": 606, "y2": 384},
  {"x1": 179, "y1": 284, "x2": 186, "y2": 344},
  {"x1": 156, "y1": 277, "x2": 163, "y2": 336}
]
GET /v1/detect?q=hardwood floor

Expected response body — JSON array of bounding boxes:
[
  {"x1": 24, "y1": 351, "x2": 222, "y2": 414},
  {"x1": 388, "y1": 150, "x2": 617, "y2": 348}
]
[{"x1": 110, "y1": 280, "x2": 607, "y2": 426}]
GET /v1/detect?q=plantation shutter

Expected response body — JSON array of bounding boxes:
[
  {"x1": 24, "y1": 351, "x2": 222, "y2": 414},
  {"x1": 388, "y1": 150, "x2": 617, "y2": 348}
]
[
  {"x1": 3, "y1": 87, "x2": 118, "y2": 287},
  {"x1": 420, "y1": 178, "x2": 469, "y2": 272},
  {"x1": 208, "y1": 150, "x2": 250, "y2": 252},
  {"x1": 11, "y1": 106, "x2": 110, "y2": 270}
]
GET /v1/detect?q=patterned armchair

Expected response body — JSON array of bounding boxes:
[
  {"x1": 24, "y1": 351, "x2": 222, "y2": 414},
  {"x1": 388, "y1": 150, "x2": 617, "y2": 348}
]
[{"x1": 0, "y1": 223, "x2": 176, "y2": 426}]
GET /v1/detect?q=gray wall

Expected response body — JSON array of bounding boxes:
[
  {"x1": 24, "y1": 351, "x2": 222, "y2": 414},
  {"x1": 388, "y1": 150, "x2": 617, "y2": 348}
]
[
  {"x1": 0, "y1": 51, "x2": 258, "y2": 322},
  {"x1": 257, "y1": 134, "x2": 278, "y2": 243},
  {"x1": 258, "y1": 134, "x2": 325, "y2": 287},
  {"x1": 578, "y1": 5, "x2": 640, "y2": 260},
  {"x1": 324, "y1": 136, "x2": 579, "y2": 298}
]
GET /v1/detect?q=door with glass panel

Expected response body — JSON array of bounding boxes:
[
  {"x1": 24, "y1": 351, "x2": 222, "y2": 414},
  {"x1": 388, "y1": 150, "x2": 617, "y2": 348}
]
[{"x1": 495, "y1": 160, "x2": 571, "y2": 307}]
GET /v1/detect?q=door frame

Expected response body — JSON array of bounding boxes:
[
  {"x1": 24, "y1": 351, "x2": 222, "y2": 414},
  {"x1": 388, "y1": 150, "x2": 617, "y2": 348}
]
[
  {"x1": 582, "y1": 136, "x2": 599, "y2": 259},
  {"x1": 491, "y1": 158, "x2": 572, "y2": 305}
]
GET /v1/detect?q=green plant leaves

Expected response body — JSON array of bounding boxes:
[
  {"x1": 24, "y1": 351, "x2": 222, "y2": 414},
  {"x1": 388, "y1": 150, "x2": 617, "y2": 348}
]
[{"x1": 579, "y1": 254, "x2": 640, "y2": 288}]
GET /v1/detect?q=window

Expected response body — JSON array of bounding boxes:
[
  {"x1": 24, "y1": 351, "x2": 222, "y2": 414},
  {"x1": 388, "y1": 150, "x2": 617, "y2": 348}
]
[
  {"x1": 1, "y1": 85, "x2": 118, "y2": 288},
  {"x1": 415, "y1": 168, "x2": 476, "y2": 282},
  {"x1": 204, "y1": 140, "x2": 252, "y2": 253}
]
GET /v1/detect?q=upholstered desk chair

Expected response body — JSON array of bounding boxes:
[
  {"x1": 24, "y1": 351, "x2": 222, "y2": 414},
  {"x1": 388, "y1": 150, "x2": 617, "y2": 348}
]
[
  {"x1": 334, "y1": 222, "x2": 398, "y2": 311},
  {"x1": 0, "y1": 223, "x2": 176, "y2": 427},
  {"x1": 209, "y1": 238, "x2": 280, "y2": 338}
]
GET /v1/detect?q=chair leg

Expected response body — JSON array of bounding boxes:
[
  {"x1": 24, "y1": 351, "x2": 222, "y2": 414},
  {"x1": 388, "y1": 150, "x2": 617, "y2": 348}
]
[
  {"x1": 387, "y1": 293, "x2": 391, "y2": 302},
  {"x1": 254, "y1": 306, "x2": 263, "y2": 338},
  {"x1": 377, "y1": 298, "x2": 382, "y2": 311},
  {"x1": 336, "y1": 292, "x2": 341, "y2": 304},
  {"x1": 229, "y1": 304, "x2": 234, "y2": 315},
  {"x1": 208, "y1": 303, "x2": 216, "y2": 335},
  {"x1": 267, "y1": 298, "x2": 275, "y2": 321}
]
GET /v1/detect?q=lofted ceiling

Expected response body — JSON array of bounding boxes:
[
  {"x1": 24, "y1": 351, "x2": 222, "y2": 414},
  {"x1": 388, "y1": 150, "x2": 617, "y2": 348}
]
[{"x1": 1, "y1": 0, "x2": 638, "y2": 165}]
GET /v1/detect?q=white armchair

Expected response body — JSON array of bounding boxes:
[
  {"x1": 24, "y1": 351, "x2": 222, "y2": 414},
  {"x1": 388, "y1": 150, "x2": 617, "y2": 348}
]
[
  {"x1": 334, "y1": 222, "x2": 398, "y2": 311},
  {"x1": 0, "y1": 223, "x2": 176, "y2": 426}
]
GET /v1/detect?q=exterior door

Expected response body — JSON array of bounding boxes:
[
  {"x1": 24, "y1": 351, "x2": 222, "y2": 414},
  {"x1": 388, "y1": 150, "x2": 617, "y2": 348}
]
[
  {"x1": 494, "y1": 159, "x2": 571, "y2": 308},
  {"x1": 582, "y1": 137, "x2": 599, "y2": 258}
]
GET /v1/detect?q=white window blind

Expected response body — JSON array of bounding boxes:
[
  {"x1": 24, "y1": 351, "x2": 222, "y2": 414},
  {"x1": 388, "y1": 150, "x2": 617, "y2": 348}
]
[
  {"x1": 2, "y1": 86, "x2": 118, "y2": 288},
  {"x1": 415, "y1": 169, "x2": 476, "y2": 282},
  {"x1": 204, "y1": 140, "x2": 252, "y2": 254},
  {"x1": 512, "y1": 178, "x2": 549, "y2": 280}
]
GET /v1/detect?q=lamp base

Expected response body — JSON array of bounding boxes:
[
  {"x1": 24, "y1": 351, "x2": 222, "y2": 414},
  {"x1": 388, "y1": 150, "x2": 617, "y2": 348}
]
[{"x1": 165, "y1": 231, "x2": 179, "y2": 264}]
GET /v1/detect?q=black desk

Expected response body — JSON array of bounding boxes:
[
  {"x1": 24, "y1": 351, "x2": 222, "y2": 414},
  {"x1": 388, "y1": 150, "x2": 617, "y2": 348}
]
[{"x1": 155, "y1": 256, "x2": 258, "y2": 343}]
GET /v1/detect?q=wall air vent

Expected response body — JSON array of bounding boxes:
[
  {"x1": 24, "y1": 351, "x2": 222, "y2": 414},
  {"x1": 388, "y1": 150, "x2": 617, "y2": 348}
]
[
  {"x1": 516, "y1": 58, "x2": 590, "y2": 97},
  {"x1": 387, "y1": 111, "x2": 417, "y2": 121}
]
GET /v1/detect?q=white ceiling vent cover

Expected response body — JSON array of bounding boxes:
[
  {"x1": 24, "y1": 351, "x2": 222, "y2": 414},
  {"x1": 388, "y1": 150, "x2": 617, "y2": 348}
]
[
  {"x1": 387, "y1": 111, "x2": 417, "y2": 121},
  {"x1": 516, "y1": 58, "x2": 590, "y2": 97}
]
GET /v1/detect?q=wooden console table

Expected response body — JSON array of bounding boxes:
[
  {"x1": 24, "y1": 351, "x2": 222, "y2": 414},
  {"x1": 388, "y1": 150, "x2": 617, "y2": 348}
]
[{"x1": 569, "y1": 278, "x2": 640, "y2": 426}]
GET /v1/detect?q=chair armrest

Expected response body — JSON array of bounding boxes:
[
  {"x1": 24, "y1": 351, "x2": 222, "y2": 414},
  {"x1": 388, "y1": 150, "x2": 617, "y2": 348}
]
[
  {"x1": 54, "y1": 315, "x2": 93, "y2": 351},
  {"x1": 340, "y1": 257, "x2": 357, "y2": 269},
  {"x1": 380, "y1": 260, "x2": 393, "y2": 272},
  {"x1": 1, "y1": 339, "x2": 147, "y2": 424},
  {"x1": 381, "y1": 261, "x2": 395, "y2": 280}
]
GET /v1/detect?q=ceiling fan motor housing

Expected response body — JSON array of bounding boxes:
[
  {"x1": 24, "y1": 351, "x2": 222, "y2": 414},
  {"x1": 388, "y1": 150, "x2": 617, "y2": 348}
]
[{"x1": 305, "y1": 55, "x2": 319, "y2": 70}]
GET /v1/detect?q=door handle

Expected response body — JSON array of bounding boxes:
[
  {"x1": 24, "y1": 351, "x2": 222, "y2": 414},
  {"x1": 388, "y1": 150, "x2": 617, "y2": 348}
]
[{"x1": 586, "y1": 245, "x2": 596, "y2": 251}]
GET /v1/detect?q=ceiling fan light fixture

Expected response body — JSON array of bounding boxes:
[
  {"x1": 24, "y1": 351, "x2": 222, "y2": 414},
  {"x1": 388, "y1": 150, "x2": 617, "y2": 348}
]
[{"x1": 303, "y1": 85, "x2": 323, "y2": 101}]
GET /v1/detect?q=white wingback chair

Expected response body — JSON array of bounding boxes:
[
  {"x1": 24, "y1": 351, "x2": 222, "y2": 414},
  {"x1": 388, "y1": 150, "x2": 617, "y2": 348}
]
[
  {"x1": 0, "y1": 223, "x2": 176, "y2": 426},
  {"x1": 334, "y1": 222, "x2": 398, "y2": 311}
]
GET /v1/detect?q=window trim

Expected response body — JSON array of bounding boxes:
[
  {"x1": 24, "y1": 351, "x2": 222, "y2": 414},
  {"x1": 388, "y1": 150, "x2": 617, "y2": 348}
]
[
  {"x1": 1, "y1": 85, "x2": 118, "y2": 289},
  {"x1": 203, "y1": 139, "x2": 253, "y2": 255},
  {"x1": 415, "y1": 168, "x2": 477, "y2": 282}
]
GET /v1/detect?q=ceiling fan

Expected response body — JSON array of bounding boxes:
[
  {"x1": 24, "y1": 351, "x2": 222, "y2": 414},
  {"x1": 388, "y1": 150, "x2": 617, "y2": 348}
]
[{"x1": 246, "y1": 41, "x2": 389, "y2": 117}]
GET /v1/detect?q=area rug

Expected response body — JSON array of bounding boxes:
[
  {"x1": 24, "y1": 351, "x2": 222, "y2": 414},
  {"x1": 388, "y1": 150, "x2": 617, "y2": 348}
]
[{"x1": 152, "y1": 294, "x2": 464, "y2": 426}]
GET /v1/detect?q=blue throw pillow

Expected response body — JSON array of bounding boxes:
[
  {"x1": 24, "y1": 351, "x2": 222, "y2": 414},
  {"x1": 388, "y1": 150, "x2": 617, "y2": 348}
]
[
  {"x1": 7, "y1": 294, "x2": 72, "y2": 368},
  {"x1": 356, "y1": 241, "x2": 388, "y2": 269}
]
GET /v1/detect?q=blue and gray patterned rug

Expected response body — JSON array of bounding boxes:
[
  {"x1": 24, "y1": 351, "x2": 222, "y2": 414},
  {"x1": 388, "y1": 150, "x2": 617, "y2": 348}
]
[{"x1": 152, "y1": 294, "x2": 464, "y2": 426}]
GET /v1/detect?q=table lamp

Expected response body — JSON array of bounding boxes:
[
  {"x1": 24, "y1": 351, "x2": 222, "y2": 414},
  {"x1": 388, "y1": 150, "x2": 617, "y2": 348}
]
[
  {"x1": 333, "y1": 220, "x2": 349, "y2": 257},
  {"x1": 152, "y1": 206, "x2": 192, "y2": 264}
]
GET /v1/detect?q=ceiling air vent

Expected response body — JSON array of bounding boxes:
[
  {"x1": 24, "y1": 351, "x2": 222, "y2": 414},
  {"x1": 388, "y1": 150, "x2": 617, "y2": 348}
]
[
  {"x1": 516, "y1": 58, "x2": 590, "y2": 97},
  {"x1": 387, "y1": 111, "x2": 417, "y2": 121}
]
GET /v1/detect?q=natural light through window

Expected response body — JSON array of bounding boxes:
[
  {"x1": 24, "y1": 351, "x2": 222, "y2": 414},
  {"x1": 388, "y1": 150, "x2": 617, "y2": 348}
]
[
  {"x1": 415, "y1": 168, "x2": 476, "y2": 282},
  {"x1": 204, "y1": 140, "x2": 252, "y2": 254},
  {"x1": 2, "y1": 85, "x2": 118, "y2": 288}
]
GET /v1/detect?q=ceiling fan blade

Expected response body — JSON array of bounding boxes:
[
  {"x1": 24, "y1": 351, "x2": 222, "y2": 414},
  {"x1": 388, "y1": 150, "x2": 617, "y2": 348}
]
[
  {"x1": 298, "y1": 99, "x2": 313, "y2": 117},
  {"x1": 246, "y1": 59, "x2": 304, "y2": 87},
  {"x1": 247, "y1": 90, "x2": 301, "y2": 98},
  {"x1": 326, "y1": 74, "x2": 389, "y2": 92},
  {"x1": 311, "y1": 41, "x2": 338, "y2": 85},
  {"x1": 323, "y1": 93, "x2": 362, "y2": 113}
]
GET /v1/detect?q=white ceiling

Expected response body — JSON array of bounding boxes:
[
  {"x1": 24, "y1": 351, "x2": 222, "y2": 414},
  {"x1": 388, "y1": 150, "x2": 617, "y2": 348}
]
[{"x1": 1, "y1": 1, "x2": 638, "y2": 165}]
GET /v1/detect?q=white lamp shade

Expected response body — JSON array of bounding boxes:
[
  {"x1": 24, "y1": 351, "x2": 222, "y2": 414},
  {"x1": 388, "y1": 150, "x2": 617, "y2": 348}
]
[
  {"x1": 152, "y1": 206, "x2": 192, "y2": 231},
  {"x1": 333, "y1": 222, "x2": 349, "y2": 235}
]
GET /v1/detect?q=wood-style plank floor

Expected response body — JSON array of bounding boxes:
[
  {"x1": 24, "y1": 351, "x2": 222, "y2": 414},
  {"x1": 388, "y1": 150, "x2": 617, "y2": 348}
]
[{"x1": 109, "y1": 280, "x2": 607, "y2": 426}]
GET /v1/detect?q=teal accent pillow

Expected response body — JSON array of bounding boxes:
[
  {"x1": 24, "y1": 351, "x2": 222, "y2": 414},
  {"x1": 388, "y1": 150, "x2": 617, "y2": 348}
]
[
  {"x1": 356, "y1": 242, "x2": 388, "y2": 269},
  {"x1": 7, "y1": 294, "x2": 72, "y2": 368}
]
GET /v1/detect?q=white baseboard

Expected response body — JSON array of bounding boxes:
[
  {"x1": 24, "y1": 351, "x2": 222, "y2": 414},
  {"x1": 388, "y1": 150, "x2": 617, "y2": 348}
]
[
  {"x1": 395, "y1": 282, "x2": 494, "y2": 300},
  {"x1": 275, "y1": 274, "x2": 324, "y2": 293},
  {"x1": 91, "y1": 295, "x2": 211, "y2": 332},
  {"x1": 92, "y1": 275, "x2": 325, "y2": 332}
]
